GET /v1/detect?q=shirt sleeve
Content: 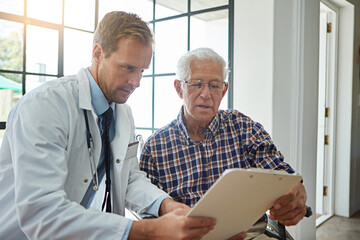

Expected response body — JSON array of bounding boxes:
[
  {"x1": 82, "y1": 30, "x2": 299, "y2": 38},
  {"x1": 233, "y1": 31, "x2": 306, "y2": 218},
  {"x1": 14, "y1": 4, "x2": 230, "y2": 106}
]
[
  {"x1": 139, "y1": 143, "x2": 160, "y2": 186},
  {"x1": 122, "y1": 196, "x2": 170, "y2": 239},
  {"x1": 246, "y1": 121, "x2": 295, "y2": 174},
  {"x1": 145, "y1": 195, "x2": 171, "y2": 217},
  {"x1": 122, "y1": 220, "x2": 133, "y2": 240}
]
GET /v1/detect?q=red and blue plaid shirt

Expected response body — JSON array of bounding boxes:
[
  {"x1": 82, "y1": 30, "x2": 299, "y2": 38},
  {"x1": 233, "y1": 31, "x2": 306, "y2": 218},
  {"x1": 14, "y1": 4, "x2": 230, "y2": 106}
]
[{"x1": 140, "y1": 108, "x2": 295, "y2": 207}]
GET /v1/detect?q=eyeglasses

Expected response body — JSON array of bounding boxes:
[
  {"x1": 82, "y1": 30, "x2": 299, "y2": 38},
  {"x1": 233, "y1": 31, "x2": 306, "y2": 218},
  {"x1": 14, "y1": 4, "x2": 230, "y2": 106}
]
[{"x1": 180, "y1": 79, "x2": 227, "y2": 92}]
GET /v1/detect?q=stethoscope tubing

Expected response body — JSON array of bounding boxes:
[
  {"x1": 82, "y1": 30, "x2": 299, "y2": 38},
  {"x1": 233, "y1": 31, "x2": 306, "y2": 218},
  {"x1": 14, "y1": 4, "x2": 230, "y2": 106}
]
[{"x1": 83, "y1": 110, "x2": 99, "y2": 191}]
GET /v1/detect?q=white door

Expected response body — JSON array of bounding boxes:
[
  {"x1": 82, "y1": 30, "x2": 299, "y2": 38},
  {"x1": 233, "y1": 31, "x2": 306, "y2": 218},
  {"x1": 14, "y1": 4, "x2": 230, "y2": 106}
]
[{"x1": 316, "y1": 0, "x2": 338, "y2": 226}]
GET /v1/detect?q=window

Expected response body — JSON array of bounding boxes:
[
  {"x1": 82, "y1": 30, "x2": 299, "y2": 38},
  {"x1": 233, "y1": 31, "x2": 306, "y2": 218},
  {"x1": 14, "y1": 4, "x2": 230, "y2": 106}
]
[
  {"x1": 124, "y1": 0, "x2": 234, "y2": 141},
  {"x1": 0, "y1": 0, "x2": 96, "y2": 134},
  {"x1": 0, "y1": 0, "x2": 234, "y2": 144}
]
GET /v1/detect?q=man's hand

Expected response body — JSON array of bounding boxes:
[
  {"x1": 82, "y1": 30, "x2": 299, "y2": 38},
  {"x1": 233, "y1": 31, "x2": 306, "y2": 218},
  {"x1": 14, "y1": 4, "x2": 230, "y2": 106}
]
[
  {"x1": 269, "y1": 182, "x2": 307, "y2": 226},
  {"x1": 158, "y1": 198, "x2": 246, "y2": 240},
  {"x1": 159, "y1": 198, "x2": 190, "y2": 216},
  {"x1": 129, "y1": 208, "x2": 216, "y2": 240},
  {"x1": 227, "y1": 232, "x2": 247, "y2": 240}
]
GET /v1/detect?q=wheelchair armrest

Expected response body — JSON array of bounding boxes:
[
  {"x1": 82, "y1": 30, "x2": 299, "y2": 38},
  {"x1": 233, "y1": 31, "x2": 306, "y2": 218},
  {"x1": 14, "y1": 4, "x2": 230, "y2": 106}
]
[
  {"x1": 305, "y1": 205, "x2": 313, "y2": 218},
  {"x1": 266, "y1": 218, "x2": 293, "y2": 240},
  {"x1": 266, "y1": 205, "x2": 312, "y2": 240}
]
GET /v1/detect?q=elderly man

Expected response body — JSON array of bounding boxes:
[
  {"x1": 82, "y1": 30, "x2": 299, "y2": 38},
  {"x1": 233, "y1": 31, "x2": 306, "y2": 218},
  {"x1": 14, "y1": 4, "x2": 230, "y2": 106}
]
[{"x1": 140, "y1": 48, "x2": 307, "y2": 239}]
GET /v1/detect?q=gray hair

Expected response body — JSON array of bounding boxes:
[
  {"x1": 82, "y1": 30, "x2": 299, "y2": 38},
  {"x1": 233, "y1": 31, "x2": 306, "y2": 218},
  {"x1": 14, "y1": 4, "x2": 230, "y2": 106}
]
[{"x1": 176, "y1": 48, "x2": 229, "y2": 81}]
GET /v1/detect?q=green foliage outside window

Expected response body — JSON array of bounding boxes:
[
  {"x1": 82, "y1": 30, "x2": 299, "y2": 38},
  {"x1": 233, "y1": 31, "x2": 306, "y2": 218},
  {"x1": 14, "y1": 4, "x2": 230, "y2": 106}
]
[{"x1": 0, "y1": 31, "x2": 23, "y2": 83}]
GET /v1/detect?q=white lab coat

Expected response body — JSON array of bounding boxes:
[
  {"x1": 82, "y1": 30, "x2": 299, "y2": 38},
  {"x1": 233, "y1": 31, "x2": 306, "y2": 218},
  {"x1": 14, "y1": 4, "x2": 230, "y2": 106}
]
[{"x1": 0, "y1": 68, "x2": 168, "y2": 239}]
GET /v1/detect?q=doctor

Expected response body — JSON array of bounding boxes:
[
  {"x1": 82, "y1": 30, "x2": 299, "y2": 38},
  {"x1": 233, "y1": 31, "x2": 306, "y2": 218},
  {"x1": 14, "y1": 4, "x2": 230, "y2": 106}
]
[{"x1": 0, "y1": 11, "x2": 229, "y2": 240}]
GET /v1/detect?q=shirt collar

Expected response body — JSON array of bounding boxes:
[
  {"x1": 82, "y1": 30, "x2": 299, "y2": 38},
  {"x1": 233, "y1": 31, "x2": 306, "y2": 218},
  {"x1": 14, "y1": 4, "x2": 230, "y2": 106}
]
[
  {"x1": 86, "y1": 68, "x2": 114, "y2": 116},
  {"x1": 177, "y1": 106, "x2": 221, "y2": 143},
  {"x1": 207, "y1": 112, "x2": 221, "y2": 135},
  {"x1": 177, "y1": 107, "x2": 191, "y2": 143}
]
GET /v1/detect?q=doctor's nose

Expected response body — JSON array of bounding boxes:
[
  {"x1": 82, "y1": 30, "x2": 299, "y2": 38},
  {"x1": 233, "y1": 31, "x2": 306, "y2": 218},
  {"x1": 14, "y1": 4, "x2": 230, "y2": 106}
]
[{"x1": 128, "y1": 73, "x2": 142, "y2": 88}]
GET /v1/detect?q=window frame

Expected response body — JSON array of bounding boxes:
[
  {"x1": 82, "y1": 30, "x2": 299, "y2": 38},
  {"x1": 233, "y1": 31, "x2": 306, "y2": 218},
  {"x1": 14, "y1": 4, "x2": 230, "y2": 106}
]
[
  {"x1": 137, "y1": 0, "x2": 234, "y2": 136},
  {"x1": 0, "y1": 0, "x2": 99, "y2": 129},
  {"x1": 0, "y1": 0, "x2": 234, "y2": 132}
]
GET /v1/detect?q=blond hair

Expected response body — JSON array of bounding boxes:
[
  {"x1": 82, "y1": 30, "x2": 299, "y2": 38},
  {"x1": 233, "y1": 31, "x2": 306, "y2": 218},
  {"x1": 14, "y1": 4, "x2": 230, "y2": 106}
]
[{"x1": 93, "y1": 11, "x2": 153, "y2": 58}]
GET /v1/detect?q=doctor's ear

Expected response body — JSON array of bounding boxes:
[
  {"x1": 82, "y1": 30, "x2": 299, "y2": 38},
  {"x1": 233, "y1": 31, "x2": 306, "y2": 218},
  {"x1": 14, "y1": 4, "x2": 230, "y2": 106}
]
[{"x1": 92, "y1": 44, "x2": 104, "y2": 64}]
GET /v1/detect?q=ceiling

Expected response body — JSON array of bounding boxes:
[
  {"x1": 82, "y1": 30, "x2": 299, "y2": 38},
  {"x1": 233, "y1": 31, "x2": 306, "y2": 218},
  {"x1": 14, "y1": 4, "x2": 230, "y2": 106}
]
[{"x1": 152, "y1": 0, "x2": 228, "y2": 21}]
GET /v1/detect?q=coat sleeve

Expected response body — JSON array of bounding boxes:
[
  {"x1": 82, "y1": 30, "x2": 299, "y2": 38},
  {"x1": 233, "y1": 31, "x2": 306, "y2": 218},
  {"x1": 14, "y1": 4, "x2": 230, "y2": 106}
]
[
  {"x1": 121, "y1": 104, "x2": 169, "y2": 215},
  {"x1": 9, "y1": 84, "x2": 131, "y2": 240}
]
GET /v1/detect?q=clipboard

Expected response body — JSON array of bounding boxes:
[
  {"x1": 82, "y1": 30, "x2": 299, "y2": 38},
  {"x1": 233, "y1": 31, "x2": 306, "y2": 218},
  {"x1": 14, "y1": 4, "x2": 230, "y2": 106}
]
[{"x1": 187, "y1": 168, "x2": 302, "y2": 240}]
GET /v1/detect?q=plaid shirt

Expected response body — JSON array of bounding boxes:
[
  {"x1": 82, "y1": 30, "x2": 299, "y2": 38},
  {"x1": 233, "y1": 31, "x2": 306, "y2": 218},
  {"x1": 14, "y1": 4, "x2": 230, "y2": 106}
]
[{"x1": 140, "y1": 107, "x2": 295, "y2": 207}]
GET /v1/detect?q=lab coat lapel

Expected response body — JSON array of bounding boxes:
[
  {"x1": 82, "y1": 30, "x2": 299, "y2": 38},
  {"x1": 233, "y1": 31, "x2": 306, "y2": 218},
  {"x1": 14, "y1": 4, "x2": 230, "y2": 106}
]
[
  {"x1": 111, "y1": 104, "x2": 131, "y2": 163},
  {"x1": 78, "y1": 68, "x2": 92, "y2": 111},
  {"x1": 77, "y1": 68, "x2": 102, "y2": 169},
  {"x1": 111, "y1": 104, "x2": 131, "y2": 214}
]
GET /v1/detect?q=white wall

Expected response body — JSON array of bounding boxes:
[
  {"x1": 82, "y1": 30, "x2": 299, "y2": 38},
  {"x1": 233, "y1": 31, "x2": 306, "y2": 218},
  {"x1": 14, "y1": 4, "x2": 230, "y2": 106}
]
[
  {"x1": 288, "y1": 1, "x2": 319, "y2": 238},
  {"x1": 272, "y1": 0, "x2": 294, "y2": 170},
  {"x1": 233, "y1": 0, "x2": 274, "y2": 134}
]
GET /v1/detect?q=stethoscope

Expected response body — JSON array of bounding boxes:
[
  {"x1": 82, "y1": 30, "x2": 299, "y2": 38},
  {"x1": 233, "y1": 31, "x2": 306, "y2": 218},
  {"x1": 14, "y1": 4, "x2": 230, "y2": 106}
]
[{"x1": 83, "y1": 110, "x2": 99, "y2": 191}]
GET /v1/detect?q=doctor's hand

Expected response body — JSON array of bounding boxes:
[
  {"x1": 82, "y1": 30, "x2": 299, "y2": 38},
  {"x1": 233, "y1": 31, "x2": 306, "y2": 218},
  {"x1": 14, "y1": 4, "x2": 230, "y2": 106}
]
[
  {"x1": 129, "y1": 208, "x2": 216, "y2": 240},
  {"x1": 269, "y1": 182, "x2": 307, "y2": 226}
]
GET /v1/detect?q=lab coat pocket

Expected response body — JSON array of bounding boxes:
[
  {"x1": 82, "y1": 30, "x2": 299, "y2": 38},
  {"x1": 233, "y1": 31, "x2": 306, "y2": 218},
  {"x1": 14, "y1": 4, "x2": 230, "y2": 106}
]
[{"x1": 124, "y1": 141, "x2": 139, "y2": 160}]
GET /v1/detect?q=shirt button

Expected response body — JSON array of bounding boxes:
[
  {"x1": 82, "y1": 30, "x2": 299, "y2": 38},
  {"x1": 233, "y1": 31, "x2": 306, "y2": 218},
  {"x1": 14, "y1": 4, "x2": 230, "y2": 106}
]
[
  {"x1": 116, "y1": 159, "x2": 120, "y2": 164},
  {"x1": 83, "y1": 179, "x2": 88, "y2": 183}
]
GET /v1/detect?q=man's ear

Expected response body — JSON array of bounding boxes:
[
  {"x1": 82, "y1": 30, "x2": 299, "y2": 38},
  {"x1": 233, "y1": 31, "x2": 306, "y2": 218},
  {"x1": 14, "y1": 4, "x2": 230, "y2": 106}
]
[
  {"x1": 174, "y1": 80, "x2": 183, "y2": 99},
  {"x1": 92, "y1": 44, "x2": 103, "y2": 65},
  {"x1": 221, "y1": 82, "x2": 229, "y2": 98}
]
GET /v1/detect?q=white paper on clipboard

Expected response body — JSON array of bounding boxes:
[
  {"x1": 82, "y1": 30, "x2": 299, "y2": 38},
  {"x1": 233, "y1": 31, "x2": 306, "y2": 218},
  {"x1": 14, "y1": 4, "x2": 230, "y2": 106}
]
[{"x1": 187, "y1": 168, "x2": 302, "y2": 240}]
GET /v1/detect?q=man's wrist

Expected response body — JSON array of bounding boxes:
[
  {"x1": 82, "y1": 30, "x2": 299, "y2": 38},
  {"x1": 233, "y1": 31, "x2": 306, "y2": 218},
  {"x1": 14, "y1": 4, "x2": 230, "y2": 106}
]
[
  {"x1": 159, "y1": 197, "x2": 172, "y2": 216},
  {"x1": 146, "y1": 195, "x2": 169, "y2": 217},
  {"x1": 129, "y1": 219, "x2": 154, "y2": 240},
  {"x1": 159, "y1": 198, "x2": 189, "y2": 216}
]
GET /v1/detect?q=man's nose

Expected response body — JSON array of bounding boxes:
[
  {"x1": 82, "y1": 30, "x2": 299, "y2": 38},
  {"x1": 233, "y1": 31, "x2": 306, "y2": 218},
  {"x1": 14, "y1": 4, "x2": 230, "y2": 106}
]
[
  {"x1": 128, "y1": 72, "x2": 142, "y2": 88},
  {"x1": 200, "y1": 84, "x2": 211, "y2": 98}
]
